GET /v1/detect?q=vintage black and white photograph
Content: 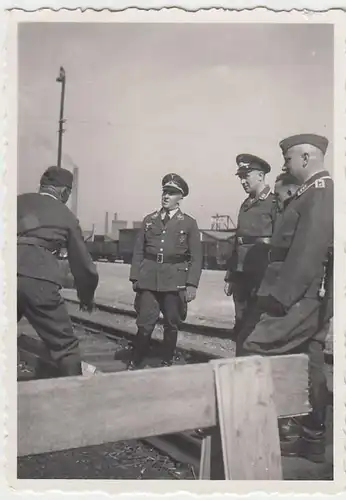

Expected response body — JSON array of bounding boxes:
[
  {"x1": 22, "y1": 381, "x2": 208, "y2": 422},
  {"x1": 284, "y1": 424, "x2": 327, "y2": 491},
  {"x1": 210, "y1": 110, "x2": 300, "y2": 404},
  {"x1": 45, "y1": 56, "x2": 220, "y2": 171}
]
[{"x1": 8, "y1": 8, "x2": 343, "y2": 491}]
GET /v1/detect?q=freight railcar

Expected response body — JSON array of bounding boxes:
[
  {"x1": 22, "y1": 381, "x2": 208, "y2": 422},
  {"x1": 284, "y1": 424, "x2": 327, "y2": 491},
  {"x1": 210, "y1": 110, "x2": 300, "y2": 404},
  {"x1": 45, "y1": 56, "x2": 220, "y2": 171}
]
[
  {"x1": 118, "y1": 228, "x2": 236, "y2": 270},
  {"x1": 118, "y1": 228, "x2": 141, "y2": 264},
  {"x1": 85, "y1": 235, "x2": 119, "y2": 263}
]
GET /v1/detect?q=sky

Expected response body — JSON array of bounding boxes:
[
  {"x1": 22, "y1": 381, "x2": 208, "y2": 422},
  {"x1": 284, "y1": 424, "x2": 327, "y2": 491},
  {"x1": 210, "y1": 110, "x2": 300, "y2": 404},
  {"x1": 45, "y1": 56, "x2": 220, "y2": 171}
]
[{"x1": 18, "y1": 22, "x2": 333, "y2": 231}]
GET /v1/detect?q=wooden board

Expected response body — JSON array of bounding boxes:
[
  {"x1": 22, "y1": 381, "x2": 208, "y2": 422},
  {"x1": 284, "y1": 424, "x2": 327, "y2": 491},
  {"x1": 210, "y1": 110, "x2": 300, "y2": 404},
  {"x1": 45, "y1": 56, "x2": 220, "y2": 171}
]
[
  {"x1": 18, "y1": 363, "x2": 216, "y2": 457},
  {"x1": 213, "y1": 356, "x2": 282, "y2": 480},
  {"x1": 18, "y1": 326, "x2": 310, "y2": 416},
  {"x1": 199, "y1": 435, "x2": 211, "y2": 479},
  {"x1": 18, "y1": 354, "x2": 309, "y2": 457}
]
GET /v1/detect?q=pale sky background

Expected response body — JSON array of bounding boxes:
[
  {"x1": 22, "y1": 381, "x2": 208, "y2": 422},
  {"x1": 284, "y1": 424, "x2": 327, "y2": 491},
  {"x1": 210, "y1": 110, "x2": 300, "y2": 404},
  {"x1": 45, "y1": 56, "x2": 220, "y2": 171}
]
[{"x1": 18, "y1": 22, "x2": 333, "y2": 231}]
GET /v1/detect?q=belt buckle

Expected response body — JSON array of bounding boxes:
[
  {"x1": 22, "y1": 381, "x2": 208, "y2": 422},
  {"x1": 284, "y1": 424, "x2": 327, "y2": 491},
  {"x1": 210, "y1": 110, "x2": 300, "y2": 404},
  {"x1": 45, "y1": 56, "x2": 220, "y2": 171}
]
[{"x1": 157, "y1": 253, "x2": 163, "y2": 264}]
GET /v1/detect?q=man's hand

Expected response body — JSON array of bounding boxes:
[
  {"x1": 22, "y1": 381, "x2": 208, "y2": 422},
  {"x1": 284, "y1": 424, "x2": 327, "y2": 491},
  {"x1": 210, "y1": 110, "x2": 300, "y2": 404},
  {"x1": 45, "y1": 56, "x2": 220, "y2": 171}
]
[
  {"x1": 132, "y1": 281, "x2": 138, "y2": 293},
  {"x1": 186, "y1": 285, "x2": 197, "y2": 302},
  {"x1": 224, "y1": 282, "x2": 233, "y2": 297},
  {"x1": 79, "y1": 301, "x2": 95, "y2": 313}
]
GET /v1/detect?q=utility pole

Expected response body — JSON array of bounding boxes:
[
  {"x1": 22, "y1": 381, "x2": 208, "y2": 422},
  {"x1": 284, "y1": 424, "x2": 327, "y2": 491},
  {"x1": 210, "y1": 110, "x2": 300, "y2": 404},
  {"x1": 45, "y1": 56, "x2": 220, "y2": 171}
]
[{"x1": 56, "y1": 66, "x2": 66, "y2": 168}]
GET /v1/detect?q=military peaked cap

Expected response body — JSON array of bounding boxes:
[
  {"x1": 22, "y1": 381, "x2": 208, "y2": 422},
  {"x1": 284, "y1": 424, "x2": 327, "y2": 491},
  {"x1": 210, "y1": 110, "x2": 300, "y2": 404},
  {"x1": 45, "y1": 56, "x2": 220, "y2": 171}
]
[
  {"x1": 236, "y1": 153, "x2": 271, "y2": 176},
  {"x1": 162, "y1": 173, "x2": 189, "y2": 197},
  {"x1": 40, "y1": 166, "x2": 74, "y2": 189},
  {"x1": 279, "y1": 134, "x2": 329, "y2": 155}
]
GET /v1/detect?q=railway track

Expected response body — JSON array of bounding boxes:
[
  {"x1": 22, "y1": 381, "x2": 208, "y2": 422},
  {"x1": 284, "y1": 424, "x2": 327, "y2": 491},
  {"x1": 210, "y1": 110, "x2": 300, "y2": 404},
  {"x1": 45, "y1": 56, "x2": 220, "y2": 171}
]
[{"x1": 17, "y1": 299, "x2": 334, "y2": 480}]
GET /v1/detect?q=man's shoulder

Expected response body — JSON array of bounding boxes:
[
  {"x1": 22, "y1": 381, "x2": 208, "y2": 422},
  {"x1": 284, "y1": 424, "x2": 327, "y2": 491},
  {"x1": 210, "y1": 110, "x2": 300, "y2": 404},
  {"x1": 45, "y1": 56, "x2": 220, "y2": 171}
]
[
  {"x1": 143, "y1": 210, "x2": 161, "y2": 221},
  {"x1": 296, "y1": 174, "x2": 333, "y2": 202},
  {"x1": 17, "y1": 192, "x2": 39, "y2": 202},
  {"x1": 180, "y1": 212, "x2": 198, "y2": 225}
]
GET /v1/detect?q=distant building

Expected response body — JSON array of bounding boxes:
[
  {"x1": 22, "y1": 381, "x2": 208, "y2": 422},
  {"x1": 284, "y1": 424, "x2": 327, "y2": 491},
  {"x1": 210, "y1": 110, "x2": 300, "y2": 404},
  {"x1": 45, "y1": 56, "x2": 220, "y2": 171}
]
[{"x1": 110, "y1": 219, "x2": 128, "y2": 240}]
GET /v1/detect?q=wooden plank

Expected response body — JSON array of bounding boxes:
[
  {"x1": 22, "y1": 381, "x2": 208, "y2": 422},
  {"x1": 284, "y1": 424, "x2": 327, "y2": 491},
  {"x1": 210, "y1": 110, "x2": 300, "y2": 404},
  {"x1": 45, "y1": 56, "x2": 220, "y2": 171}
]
[
  {"x1": 18, "y1": 318, "x2": 310, "y2": 417},
  {"x1": 199, "y1": 435, "x2": 211, "y2": 479},
  {"x1": 18, "y1": 363, "x2": 216, "y2": 457},
  {"x1": 213, "y1": 356, "x2": 282, "y2": 480},
  {"x1": 18, "y1": 354, "x2": 309, "y2": 457},
  {"x1": 199, "y1": 427, "x2": 225, "y2": 479},
  {"x1": 18, "y1": 328, "x2": 310, "y2": 417}
]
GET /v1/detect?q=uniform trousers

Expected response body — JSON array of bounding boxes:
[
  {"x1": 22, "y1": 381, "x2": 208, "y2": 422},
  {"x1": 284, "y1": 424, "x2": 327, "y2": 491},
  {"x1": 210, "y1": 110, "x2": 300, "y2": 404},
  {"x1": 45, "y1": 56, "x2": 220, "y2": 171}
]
[
  {"x1": 133, "y1": 290, "x2": 182, "y2": 363},
  {"x1": 236, "y1": 296, "x2": 332, "y2": 426},
  {"x1": 231, "y1": 272, "x2": 258, "y2": 333},
  {"x1": 17, "y1": 275, "x2": 82, "y2": 376}
]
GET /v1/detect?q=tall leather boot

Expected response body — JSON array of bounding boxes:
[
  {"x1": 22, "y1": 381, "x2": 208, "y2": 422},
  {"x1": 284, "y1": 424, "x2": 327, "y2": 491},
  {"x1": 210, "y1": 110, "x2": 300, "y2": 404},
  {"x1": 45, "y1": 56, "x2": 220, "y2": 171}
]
[
  {"x1": 298, "y1": 410, "x2": 327, "y2": 463},
  {"x1": 127, "y1": 330, "x2": 150, "y2": 370},
  {"x1": 161, "y1": 328, "x2": 178, "y2": 366},
  {"x1": 280, "y1": 412, "x2": 326, "y2": 463}
]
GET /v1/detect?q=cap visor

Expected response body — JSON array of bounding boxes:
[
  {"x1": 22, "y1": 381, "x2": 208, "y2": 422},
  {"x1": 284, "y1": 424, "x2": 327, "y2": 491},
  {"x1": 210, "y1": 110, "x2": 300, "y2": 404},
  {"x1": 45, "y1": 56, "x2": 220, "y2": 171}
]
[{"x1": 162, "y1": 183, "x2": 184, "y2": 194}]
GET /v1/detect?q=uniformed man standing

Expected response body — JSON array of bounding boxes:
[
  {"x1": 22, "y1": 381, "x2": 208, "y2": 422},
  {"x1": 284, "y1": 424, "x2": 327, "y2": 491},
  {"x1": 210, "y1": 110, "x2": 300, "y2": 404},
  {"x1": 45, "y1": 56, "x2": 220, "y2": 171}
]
[
  {"x1": 224, "y1": 154, "x2": 276, "y2": 336},
  {"x1": 128, "y1": 173, "x2": 203, "y2": 369},
  {"x1": 17, "y1": 166, "x2": 99, "y2": 377},
  {"x1": 237, "y1": 134, "x2": 333, "y2": 463}
]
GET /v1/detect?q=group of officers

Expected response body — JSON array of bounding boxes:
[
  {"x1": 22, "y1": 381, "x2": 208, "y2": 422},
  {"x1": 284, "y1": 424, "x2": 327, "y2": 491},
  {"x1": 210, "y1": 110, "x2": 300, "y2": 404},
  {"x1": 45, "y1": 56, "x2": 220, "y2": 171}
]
[{"x1": 17, "y1": 133, "x2": 333, "y2": 465}]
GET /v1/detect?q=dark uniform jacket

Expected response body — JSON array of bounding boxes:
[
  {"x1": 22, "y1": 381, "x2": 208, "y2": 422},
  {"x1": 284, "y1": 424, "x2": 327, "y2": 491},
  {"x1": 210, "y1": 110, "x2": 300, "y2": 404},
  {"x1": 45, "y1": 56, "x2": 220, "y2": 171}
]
[
  {"x1": 17, "y1": 192, "x2": 99, "y2": 304},
  {"x1": 225, "y1": 185, "x2": 277, "y2": 284},
  {"x1": 258, "y1": 171, "x2": 333, "y2": 310},
  {"x1": 130, "y1": 208, "x2": 203, "y2": 292}
]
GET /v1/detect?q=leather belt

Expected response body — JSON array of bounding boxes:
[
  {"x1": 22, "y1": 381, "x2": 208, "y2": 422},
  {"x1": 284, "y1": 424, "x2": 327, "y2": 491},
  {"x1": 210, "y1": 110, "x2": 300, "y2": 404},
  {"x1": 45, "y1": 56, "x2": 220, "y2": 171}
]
[
  {"x1": 268, "y1": 247, "x2": 289, "y2": 263},
  {"x1": 237, "y1": 236, "x2": 271, "y2": 245},
  {"x1": 144, "y1": 253, "x2": 188, "y2": 264},
  {"x1": 17, "y1": 236, "x2": 59, "y2": 253}
]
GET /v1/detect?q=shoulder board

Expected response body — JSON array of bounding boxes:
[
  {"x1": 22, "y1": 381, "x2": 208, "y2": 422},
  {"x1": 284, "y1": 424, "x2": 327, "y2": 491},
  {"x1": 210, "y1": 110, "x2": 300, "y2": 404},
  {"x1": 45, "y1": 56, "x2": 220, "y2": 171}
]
[
  {"x1": 315, "y1": 179, "x2": 326, "y2": 188},
  {"x1": 181, "y1": 212, "x2": 197, "y2": 222},
  {"x1": 149, "y1": 210, "x2": 160, "y2": 219},
  {"x1": 296, "y1": 175, "x2": 332, "y2": 198},
  {"x1": 259, "y1": 190, "x2": 274, "y2": 201}
]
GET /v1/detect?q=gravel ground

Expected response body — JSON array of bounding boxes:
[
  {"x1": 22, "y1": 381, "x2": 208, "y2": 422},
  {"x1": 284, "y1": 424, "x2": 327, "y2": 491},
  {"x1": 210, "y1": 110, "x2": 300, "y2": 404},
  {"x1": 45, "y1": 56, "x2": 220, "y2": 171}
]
[{"x1": 17, "y1": 440, "x2": 195, "y2": 480}]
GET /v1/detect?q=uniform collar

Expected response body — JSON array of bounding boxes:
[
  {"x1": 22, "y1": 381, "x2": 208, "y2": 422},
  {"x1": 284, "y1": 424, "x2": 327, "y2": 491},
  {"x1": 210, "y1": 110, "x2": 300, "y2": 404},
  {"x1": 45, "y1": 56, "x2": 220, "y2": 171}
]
[
  {"x1": 243, "y1": 185, "x2": 271, "y2": 210},
  {"x1": 40, "y1": 192, "x2": 59, "y2": 201},
  {"x1": 160, "y1": 207, "x2": 181, "y2": 219},
  {"x1": 295, "y1": 170, "x2": 331, "y2": 199}
]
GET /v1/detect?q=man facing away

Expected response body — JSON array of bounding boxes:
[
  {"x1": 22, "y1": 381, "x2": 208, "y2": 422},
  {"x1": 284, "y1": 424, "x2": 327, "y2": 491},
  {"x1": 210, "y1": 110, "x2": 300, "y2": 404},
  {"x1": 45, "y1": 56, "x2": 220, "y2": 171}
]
[
  {"x1": 224, "y1": 154, "x2": 277, "y2": 337},
  {"x1": 237, "y1": 134, "x2": 333, "y2": 463},
  {"x1": 128, "y1": 173, "x2": 203, "y2": 369},
  {"x1": 17, "y1": 166, "x2": 99, "y2": 377}
]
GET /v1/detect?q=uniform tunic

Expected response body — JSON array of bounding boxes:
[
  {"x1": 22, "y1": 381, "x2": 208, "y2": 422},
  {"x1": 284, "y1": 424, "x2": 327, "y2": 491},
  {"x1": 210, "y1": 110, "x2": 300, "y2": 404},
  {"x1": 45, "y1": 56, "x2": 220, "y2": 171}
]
[
  {"x1": 17, "y1": 192, "x2": 99, "y2": 367},
  {"x1": 225, "y1": 185, "x2": 277, "y2": 329},
  {"x1": 130, "y1": 208, "x2": 202, "y2": 292}
]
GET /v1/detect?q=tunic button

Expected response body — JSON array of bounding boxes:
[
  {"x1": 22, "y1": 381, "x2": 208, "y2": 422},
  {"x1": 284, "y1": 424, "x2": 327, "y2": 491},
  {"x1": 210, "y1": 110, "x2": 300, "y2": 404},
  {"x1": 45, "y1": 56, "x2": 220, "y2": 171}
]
[
  {"x1": 160, "y1": 248, "x2": 163, "y2": 252},
  {"x1": 161, "y1": 239, "x2": 164, "y2": 242},
  {"x1": 163, "y1": 231, "x2": 166, "y2": 234}
]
